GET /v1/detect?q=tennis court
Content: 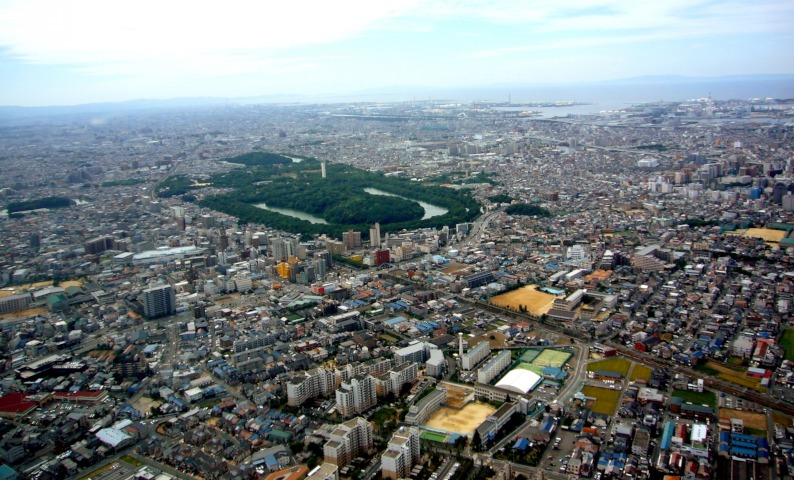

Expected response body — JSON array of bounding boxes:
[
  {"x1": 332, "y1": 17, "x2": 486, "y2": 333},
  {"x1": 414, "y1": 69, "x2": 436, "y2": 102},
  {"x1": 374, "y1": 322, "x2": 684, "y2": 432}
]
[{"x1": 533, "y1": 349, "x2": 572, "y2": 368}]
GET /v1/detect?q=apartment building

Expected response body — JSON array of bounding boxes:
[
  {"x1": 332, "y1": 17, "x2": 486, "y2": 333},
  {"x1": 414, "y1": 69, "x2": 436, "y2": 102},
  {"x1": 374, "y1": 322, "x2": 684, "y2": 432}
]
[
  {"x1": 287, "y1": 367, "x2": 335, "y2": 407},
  {"x1": 336, "y1": 375, "x2": 377, "y2": 418},
  {"x1": 462, "y1": 341, "x2": 490, "y2": 371},
  {"x1": 477, "y1": 350, "x2": 512, "y2": 384},
  {"x1": 142, "y1": 284, "x2": 176, "y2": 319},
  {"x1": 381, "y1": 426, "x2": 420, "y2": 480},
  {"x1": 323, "y1": 417, "x2": 374, "y2": 468}
]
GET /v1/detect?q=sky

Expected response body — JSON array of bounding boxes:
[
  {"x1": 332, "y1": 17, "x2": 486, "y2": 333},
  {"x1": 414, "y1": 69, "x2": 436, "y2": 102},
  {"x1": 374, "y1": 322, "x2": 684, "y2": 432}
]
[{"x1": 0, "y1": 0, "x2": 792, "y2": 106}]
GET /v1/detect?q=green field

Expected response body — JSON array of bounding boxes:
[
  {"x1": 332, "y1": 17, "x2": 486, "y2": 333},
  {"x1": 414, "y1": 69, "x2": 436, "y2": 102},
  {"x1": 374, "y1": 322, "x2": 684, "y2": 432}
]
[
  {"x1": 672, "y1": 389, "x2": 717, "y2": 408},
  {"x1": 533, "y1": 350, "x2": 572, "y2": 368},
  {"x1": 520, "y1": 349, "x2": 542, "y2": 363},
  {"x1": 694, "y1": 360, "x2": 765, "y2": 393},
  {"x1": 378, "y1": 334, "x2": 399, "y2": 344},
  {"x1": 581, "y1": 386, "x2": 622, "y2": 415},
  {"x1": 420, "y1": 430, "x2": 450, "y2": 443},
  {"x1": 121, "y1": 455, "x2": 143, "y2": 467},
  {"x1": 630, "y1": 364, "x2": 653, "y2": 382},
  {"x1": 781, "y1": 329, "x2": 794, "y2": 361},
  {"x1": 587, "y1": 357, "x2": 632, "y2": 377}
]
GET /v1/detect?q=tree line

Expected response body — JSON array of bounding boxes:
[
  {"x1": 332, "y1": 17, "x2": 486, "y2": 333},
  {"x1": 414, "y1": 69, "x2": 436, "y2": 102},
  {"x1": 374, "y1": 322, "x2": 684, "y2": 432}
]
[{"x1": 7, "y1": 196, "x2": 73, "y2": 214}]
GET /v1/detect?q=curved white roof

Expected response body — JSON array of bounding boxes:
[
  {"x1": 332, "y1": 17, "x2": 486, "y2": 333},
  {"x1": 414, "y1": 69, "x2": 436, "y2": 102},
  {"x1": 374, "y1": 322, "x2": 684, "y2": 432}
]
[{"x1": 495, "y1": 369, "x2": 542, "y2": 394}]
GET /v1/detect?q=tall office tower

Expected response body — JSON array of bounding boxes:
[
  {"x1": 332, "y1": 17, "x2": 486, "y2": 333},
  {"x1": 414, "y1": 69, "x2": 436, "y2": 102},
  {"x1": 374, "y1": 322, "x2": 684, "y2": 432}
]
[
  {"x1": 218, "y1": 229, "x2": 229, "y2": 251},
  {"x1": 271, "y1": 237, "x2": 288, "y2": 261},
  {"x1": 314, "y1": 250, "x2": 333, "y2": 268},
  {"x1": 314, "y1": 257, "x2": 327, "y2": 280},
  {"x1": 773, "y1": 183, "x2": 788, "y2": 205},
  {"x1": 321, "y1": 161, "x2": 327, "y2": 178},
  {"x1": 369, "y1": 223, "x2": 381, "y2": 248},
  {"x1": 342, "y1": 231, "x2": 362, "y2": 250},
  {"x1": 335, "y1": 375, "x2": 377, "y2": 417},
  {"x1": 381, "y1": 427, "x2": 420, "y2": 480},
  {"x1": 324, "y1": 417, "x2": 374, "y2": 467},
  {"x1": 142, "y1": 284, "x2": 176, "y2": 319}
]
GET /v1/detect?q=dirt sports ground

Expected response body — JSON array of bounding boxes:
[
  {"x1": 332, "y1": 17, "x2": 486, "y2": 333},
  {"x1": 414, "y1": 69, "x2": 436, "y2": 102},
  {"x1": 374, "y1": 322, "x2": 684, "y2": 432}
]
[
  {"x1": 424, "y1": 402, "x2": 496, "y2": 435},
  {"x1": 742, "y1": 228, "x2": 787, "y2": 243},
  {"x1": 490, "y1": 285, "x2": 559, "y2": 315},
  {"x1": 444, "y1": 383, "x2": 474, "y2": 409}
]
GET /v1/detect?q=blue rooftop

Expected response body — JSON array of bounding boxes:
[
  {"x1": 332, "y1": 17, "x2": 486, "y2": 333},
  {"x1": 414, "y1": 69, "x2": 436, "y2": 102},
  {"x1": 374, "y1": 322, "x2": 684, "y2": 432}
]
[{"x1": 386, "y1": 316, "x2": 408, "y2": 326}]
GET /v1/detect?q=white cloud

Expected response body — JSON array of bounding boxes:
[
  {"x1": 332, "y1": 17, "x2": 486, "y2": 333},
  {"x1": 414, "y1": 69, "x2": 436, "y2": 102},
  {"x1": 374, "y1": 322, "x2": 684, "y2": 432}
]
[
  {"x1": 0, "y1": 0, "x2": 420, "y2": 65},
  {"x1": 0, "y1": 0, "x2": 791, "y2": 89}
]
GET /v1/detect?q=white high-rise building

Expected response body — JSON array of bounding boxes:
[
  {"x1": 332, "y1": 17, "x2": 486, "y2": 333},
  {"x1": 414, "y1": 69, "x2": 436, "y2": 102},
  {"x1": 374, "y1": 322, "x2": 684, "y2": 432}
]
[
  {"x1": 370, "y1": 223, "x2": 381, "y2": 248},
  {"x1": 287, "y1": 367, "x2": 335, "y2": 406},
  {"x1": 324, "y1": 417, "x2": 374, "y2": 467},
  {"x1": 336, "y1": 375, "x2": 377, "y2": 417},
  {"x1": 381, "y1": 426, "x2": 420, "y2": 480}
]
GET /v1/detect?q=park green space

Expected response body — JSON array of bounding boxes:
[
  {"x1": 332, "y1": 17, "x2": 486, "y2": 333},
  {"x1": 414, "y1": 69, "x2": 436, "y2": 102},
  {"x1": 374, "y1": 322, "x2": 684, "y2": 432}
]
[{"x1": 156, "y1": 152, "x2": 480, "y2": 239}]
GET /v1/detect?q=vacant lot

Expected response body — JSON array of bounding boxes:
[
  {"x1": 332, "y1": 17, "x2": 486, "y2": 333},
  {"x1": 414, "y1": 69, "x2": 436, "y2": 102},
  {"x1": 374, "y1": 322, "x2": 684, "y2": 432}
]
[
  {"x1": 630, "y1": 364, "x2": 653, "y2": 382},
  {"x1": 587, "y1": 358, "x2": 632, "y2": 377},
  {"x1": 581, "y1": 386, "x2": 621, "y2": 415},
  {"x1": 424, "y1": 402, "x2": 496, "y2": 435},
  {"x1": 696, "y1": 361, "x2": 765, "y2": 392},
  {"x1": 720, "y1": 408, "x2": 767, "y2": 430},
  {"x1": 671, "y1": 389, "x2": 717, "y2": 408},
  {"x1": 781, "y1": 329, "x2": 794, "y2": 361},
  {"x1": 441, "y1": 261, "x2": 471, "y2": 275},
  {"x1": 1, "y1": 307, "x2": 48, "y2": 320},
  {"x1": 490, "y1": 285, "x2": 558, "y2": 315}
]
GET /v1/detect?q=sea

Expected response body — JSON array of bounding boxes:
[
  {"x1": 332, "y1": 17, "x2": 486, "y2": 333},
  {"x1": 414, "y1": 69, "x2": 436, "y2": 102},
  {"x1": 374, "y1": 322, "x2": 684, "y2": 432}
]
[{"x1": 303, "y1": 76, "x2": 794, "y2": 118}]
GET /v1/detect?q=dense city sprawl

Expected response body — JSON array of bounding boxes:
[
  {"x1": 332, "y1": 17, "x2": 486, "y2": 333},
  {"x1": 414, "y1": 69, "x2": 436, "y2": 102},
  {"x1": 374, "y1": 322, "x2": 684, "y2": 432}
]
[{"x1": 0, "y1": 97, "x2": 793, "y2": 480}]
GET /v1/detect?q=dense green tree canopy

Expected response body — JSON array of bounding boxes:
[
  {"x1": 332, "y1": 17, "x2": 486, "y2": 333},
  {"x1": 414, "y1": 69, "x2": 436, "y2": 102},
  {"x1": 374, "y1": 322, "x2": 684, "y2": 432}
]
[
  {"x1": 7, "y1": 196, "x2": 73, "y2": 213},
  {"x1": 504, "y1": 203, "x2": 552, "y2": 217},
  {"x1": 165, "y1": 151, "x2": 481, "y2": 239},
  {"x1": 488, "y1": 194, "x2": 513, "y2": 204}
]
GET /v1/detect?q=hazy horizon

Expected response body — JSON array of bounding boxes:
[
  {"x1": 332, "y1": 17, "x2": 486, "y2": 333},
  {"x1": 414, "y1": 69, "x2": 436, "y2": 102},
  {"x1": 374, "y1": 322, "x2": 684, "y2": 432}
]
[{"x1": 1, "y1": 1, "x2": 792, "y2": 107}]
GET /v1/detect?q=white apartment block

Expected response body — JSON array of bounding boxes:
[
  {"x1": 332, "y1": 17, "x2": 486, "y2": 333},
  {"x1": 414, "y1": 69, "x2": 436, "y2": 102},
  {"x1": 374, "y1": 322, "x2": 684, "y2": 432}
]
[
  {"x1": 306, "y1": 463, "x2": 339, "y2": 480},
  {"x1": 324, "y1": 417, "x2": 374, "y2": 467},
  {"x1": 462, "y1": 341, "x2": 491, "y2": 371},
  {"x1": 426, "y1": 350, "x2": 446, "y2": 378},
  {"x1": 394, "y1": 341, "x2": 436, "y2": 364},
  {"x1": 731, "y1": 335, "x2": 755, "y2": 358},
  {"x1": 477, "y1": 350, "x2": 512, "y2": 384},
  {"x1": 287, "y1": 367, "x2": 335, "y2": 407},
  {"x1": 374, "y1": 362, "x2": 419, "y2": 397},
  {"x1": 381, "y1": 426, "x2": 420, "y2": 480},
  {"x1": 336, "y1": 375, "x2": 377, "y2": 418}
]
